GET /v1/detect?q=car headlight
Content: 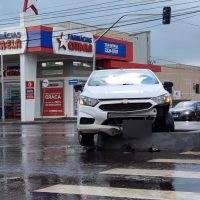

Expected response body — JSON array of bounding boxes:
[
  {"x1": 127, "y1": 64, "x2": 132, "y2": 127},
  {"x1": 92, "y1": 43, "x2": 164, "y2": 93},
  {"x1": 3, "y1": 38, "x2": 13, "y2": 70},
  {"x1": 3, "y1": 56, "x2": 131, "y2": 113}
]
[
  {"x1": 184, "y1": 110, "x2": 192, "y2": 115},
  {"x1": 152, "y1": 93, "x2": 171, "y2": 104},
  {"x1": 79, "y1": 95, "x2": 99, "y2": 107}
]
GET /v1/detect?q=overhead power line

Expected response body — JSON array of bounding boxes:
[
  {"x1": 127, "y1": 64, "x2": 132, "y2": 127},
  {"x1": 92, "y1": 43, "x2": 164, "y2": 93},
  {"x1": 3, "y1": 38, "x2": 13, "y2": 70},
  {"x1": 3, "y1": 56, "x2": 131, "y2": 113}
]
[
  {"x1": 121, "y1": 12, "x2": 200, "y2": 35},
  {"x1": 0, "y1": 0, "x2": 199, "y2": 30},
  {"x1": 1, "y1": 5, "x2": 198, "y2": 40},
  {"x1": 0, "y1": 0, "x2": 146, "y2": 18},
  {"x1": 75, "y1": 4, "x2": 200, "y2": 29},
  {"x1": 2, "y1": 8, "x2": 200, "y2": 46},
  {"x1": 179, "y1": 19, "x2": 200, "y2": 28},
  {"x1": 0, "y1": 0, "x2": 173, "y2": 26}
]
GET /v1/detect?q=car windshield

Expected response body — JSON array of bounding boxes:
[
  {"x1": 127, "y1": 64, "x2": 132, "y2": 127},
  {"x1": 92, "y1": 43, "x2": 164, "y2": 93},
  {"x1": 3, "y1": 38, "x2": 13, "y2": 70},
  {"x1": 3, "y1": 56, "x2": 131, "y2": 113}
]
[
  {"x1": 88, "y1": 70, "x2": 159, "y2": 86},
  {"x1": 175, "y1": 102, "x2": 196, "y2": 109}
]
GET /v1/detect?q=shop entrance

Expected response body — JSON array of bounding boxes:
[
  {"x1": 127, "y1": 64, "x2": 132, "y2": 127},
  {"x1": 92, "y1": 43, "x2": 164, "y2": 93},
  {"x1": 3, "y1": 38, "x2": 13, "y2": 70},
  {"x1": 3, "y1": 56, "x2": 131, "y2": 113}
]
[{"x1": 0, "y1": 83, "x2": 21, "y2": 119}]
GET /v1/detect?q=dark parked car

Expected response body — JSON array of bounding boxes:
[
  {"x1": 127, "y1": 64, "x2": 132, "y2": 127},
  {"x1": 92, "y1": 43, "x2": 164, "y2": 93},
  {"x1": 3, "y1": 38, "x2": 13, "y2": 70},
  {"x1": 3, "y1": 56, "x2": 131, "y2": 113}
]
[{"x1": 170, "y1": 101, "x2": 200, "y2": 121}]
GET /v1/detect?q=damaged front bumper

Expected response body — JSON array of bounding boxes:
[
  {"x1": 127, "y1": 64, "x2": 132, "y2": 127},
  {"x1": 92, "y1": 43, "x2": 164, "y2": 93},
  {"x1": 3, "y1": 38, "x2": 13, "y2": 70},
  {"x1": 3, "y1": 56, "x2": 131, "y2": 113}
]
[{"x1": 77, "y1": 99, "x2": 158, "y2": 136}]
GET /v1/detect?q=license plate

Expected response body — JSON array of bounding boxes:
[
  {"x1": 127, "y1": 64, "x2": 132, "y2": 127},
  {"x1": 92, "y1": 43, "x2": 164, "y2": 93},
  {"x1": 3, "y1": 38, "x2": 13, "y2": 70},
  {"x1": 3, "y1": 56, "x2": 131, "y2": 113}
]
[{"x1": 123, "y1": 120, "x2": 152, "y2": 138}]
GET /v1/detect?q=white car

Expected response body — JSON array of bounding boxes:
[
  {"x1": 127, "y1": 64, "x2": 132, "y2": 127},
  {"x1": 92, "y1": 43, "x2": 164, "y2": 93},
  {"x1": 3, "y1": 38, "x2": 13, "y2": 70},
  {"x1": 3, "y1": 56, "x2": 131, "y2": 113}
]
[{"x1": 75, "y1": 69, "x2": 174, "y2": 148}]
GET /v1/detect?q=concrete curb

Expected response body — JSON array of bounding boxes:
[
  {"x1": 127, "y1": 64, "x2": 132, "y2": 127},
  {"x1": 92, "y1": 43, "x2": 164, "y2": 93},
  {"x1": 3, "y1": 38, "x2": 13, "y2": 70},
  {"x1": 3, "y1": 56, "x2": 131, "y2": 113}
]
[
  {"x1": 1, "y1": 120, "x2": 199, "y2": 151},
  {"x1": 102, "y1": 130, "x2": 200, "y2": 151},
  {"x1": 0, "y1": 118, "x2": 77, "y2": 125}
]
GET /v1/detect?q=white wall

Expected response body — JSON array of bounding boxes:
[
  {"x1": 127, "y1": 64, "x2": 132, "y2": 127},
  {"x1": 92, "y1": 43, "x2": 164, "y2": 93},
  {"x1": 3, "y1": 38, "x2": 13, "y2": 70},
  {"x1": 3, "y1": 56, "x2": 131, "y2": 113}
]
[
  {"x1": 128, "y1": 31, "x2": 151, "y2": 64},
  {"x1": 20, "y1": 54, "x2": 37, "y2": 121}
]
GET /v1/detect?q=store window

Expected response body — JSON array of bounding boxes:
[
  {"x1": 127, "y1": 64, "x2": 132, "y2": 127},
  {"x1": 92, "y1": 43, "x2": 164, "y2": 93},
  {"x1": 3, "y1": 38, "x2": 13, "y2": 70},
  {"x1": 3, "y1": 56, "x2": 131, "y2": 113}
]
[
  {"x1": 38, "y1": 61, "x2": 64, "y2": 77},
  {"x1": 0, "y1": 83, "x2": 21, "y2": 119},
  {"x1": 73, "y1": 61, "x2": 91, "y2": 68},
  {"x1": 72, "y1": 61, "x2": 92, "y2": 77},
  {"x1": 42, "y1": 61, "x2": 64, "y2": 67}
]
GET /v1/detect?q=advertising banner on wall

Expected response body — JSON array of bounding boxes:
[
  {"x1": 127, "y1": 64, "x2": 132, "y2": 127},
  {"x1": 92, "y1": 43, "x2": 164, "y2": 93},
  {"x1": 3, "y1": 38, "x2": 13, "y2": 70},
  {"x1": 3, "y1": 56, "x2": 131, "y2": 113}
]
[
  {"x1": 25, "y1": 81, "x2": 34, "y2": 99},
  {"x1": 52, "y1": 27, "x2": 94, "y2": 58},
  {"x1": 0, "y1": 27, "x2": 27, "y2": 55},
  {"x1": 42, "y1": 81, "x2": 64, "y2": 116},
  {"x1": 96, "y1": 40, "x2": 126, "y2": 57}
]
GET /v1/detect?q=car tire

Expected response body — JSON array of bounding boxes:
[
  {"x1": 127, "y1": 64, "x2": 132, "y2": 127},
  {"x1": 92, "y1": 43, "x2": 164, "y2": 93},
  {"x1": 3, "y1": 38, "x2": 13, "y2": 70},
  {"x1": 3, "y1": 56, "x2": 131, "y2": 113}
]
[
  {"x1": 153, "y1": 112, "x2": 174, "y2": 132},
  {"x1": 78, "y1": 132, "x2": 95, "y2": 147},
  {"x1": 165, "y1": 112, "x2": 175, "y2": 132}
]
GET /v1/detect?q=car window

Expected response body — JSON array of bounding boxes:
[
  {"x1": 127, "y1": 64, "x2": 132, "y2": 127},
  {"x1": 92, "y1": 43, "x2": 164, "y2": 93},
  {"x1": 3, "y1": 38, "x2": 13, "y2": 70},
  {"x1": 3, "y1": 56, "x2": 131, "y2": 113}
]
[
  {"x1": 88, "y1": 70, "x2": 159, "y2": 86},
  {"x1": 197, "y1": 102, "x2": 200, "y2": 110},
  {"x1": 175, "y1": 102, "x2": 196, "y2": 109}
]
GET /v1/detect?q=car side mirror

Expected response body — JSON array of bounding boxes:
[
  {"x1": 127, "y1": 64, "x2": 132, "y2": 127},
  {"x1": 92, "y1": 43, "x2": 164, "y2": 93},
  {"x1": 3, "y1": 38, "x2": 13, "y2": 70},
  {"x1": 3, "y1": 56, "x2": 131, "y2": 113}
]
[
  {"x1": 163, "y1": 81, "x2": 173, "y2": 94},
  {"x1": 74, "y1": 84, "x2": 84, "y2": 92}
]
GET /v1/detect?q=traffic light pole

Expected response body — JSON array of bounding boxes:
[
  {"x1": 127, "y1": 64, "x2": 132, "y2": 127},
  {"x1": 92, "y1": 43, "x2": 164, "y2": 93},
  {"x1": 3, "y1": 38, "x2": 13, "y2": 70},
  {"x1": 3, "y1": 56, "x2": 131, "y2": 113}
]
[
  {"x1": 1, "y1": 53, "x2": 5, "y2": 122},
  {"x1": 92, "y1": 11, "x2": 169, "y2": 71},
  {"x1": 92, "y1": 15, "x2": 126, "y2": 71}
]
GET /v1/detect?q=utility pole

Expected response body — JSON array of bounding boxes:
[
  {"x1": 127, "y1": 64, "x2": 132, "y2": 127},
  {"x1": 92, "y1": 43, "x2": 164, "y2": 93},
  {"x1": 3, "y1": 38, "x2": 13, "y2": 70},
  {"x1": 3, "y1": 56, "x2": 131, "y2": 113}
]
[
  {"x1": 92, "y1": 15, "x2": 127, "y2": 71},
  {"x1": 1, "y1": 53, "x2": 5, "y2": 122},
  {"x1": 92, "y1": 9, "x2": 171, "y2": 71}
]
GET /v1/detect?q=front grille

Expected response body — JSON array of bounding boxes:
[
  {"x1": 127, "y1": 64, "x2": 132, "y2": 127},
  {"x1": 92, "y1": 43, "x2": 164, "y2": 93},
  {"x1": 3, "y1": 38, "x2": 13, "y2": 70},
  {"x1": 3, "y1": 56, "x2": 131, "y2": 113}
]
[
  {"x1": 99, "y1": 102, "x2": 152, "y2": 112},
  {"x1": 171, "y1": 111, "x2": 181, "y2": 115}
]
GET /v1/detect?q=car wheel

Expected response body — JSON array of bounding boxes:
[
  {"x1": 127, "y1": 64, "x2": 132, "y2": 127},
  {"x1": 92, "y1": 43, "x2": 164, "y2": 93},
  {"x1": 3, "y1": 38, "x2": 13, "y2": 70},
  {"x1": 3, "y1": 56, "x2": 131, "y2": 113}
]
[
  {"x1": 78, "y1": 132, "x2": 95, "y2": 147},
  {"x1": 165, "y1": 112, "x2": 175, "y2": 132},
  {"x1": 153, "y1": 112, "x2": 174, "y2": 132},
  {"x1": 189, "y1": 114, "x2": 196, "y2": 121}
]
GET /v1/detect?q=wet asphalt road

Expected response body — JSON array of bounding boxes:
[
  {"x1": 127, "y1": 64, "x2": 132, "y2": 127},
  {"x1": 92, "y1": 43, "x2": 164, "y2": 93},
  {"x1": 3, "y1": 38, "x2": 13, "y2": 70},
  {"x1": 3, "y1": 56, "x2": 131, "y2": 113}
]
[{"x1": 0, "y1": 122, "x2": 200, "y2": 200}]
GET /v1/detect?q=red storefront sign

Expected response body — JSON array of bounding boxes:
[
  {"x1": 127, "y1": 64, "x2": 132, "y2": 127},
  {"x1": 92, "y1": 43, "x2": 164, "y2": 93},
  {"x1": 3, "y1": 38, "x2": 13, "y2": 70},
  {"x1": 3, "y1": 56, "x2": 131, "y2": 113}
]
[
  {"x1": 25, "y1": 81, "x2": 34, "y2": 99},
  {"x1": 3, "y1": 69, "x2": 20, "y2": 77},
  {"x1": 42, "y1": 84, "x2": 64, "y2": 116}
]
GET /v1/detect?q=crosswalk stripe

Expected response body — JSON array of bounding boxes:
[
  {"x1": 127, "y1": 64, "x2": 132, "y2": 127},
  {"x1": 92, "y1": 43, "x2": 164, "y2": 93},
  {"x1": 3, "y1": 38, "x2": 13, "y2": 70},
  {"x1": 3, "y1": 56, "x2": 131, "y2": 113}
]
[
  {"x1": 35, "y1": 184, "x2": 200, "y2": 200},
  {"x1": 180, "y1": 151, "x2": 200, "y2": 156},
  {"x1": 148, "y1": 158, "x2": 200, "y2": 164},
  {"x1": 100, "y1": 168, "x2": 200, "y2": 179}
]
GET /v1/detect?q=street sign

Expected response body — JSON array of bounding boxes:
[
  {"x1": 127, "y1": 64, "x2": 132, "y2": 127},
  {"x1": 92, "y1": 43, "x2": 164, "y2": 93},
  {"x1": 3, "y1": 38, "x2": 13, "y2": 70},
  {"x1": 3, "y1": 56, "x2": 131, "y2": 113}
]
[
  {"x1": 68, "y1": 79, "x2": 78, "y2": 85},
  {"x1": 26, "y1": 81, "x2": 34, "y2": 88},
  {"x1": 42, "y1": 79, "x2": 49, "y2": 88}
]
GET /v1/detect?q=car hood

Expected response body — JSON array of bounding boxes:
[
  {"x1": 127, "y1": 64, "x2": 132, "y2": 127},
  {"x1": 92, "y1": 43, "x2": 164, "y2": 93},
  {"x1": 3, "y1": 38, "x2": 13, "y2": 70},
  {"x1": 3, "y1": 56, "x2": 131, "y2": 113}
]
[
  {"x1": 82, "y1": 84, "x2": 167, "y2": 99},
  {"x1": 170, "y1": 107, "x2": 194, "y2": 112}
]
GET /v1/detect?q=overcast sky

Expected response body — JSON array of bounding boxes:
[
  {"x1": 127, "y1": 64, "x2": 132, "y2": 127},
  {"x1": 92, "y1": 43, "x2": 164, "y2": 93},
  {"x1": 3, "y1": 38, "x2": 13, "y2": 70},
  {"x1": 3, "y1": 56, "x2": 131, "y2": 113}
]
[{"x1": 1, "y1": 0, "x2": 200, "y2": 66}]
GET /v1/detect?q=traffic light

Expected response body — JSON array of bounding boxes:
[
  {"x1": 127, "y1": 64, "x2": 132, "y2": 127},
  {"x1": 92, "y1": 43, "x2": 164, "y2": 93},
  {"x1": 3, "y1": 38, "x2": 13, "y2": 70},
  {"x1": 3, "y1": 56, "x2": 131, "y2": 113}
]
[{"x1": 163, "y1": 7, "x2": 171, "y2": 24}]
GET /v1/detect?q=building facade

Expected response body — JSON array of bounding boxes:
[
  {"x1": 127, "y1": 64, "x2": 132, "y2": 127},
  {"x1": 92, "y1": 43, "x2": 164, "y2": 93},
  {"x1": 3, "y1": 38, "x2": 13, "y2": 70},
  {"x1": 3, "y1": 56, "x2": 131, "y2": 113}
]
[
  {"x1": 0, "y1": 8, "x2": 160, "y2": 121},
  {"x1": 1, "y1": 2, "x2": 199, "y2": 121},
  {"x1": 156, "y1": 64, "x2": 200, "y2": 102}
]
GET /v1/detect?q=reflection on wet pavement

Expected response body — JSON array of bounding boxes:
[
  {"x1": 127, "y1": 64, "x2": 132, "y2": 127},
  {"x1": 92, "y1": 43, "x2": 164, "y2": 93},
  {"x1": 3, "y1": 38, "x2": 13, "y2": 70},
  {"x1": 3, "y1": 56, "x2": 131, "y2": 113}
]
[{"x1": 0, "y1": 122, "x2": 200, "y2": 200}]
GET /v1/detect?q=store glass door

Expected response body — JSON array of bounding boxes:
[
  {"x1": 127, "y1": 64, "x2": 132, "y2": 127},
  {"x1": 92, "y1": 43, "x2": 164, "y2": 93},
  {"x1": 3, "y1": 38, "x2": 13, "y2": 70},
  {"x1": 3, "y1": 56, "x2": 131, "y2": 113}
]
[{"x1": 0, "y1": 83, "x2": 21, "y2": 119}]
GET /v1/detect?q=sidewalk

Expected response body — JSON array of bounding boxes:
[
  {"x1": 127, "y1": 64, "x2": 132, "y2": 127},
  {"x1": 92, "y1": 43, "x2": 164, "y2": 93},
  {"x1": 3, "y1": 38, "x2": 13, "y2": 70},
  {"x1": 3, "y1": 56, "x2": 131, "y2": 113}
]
[{"x1": 0, "y1": 117, "x2": 77, "y2": 125}]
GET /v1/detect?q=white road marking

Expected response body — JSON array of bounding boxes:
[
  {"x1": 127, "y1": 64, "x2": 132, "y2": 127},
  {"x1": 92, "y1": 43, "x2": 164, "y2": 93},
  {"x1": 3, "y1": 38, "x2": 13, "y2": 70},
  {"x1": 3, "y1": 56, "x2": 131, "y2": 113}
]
[
  {"x1": 100, "y1": 168, "x2": 200, "y2": 179},
  {"x1": 35, "y1": 184, "x2": 200, "y2": 200},
  {"x1": 148, "y1": 158, "x2": 200, "y2": 164},
  {"x1": 180, "y1": 151, "x2": 200, "y2": 156},
  {"x1": 0, "y1": 177, "x2": 23, "y2": 181}
]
